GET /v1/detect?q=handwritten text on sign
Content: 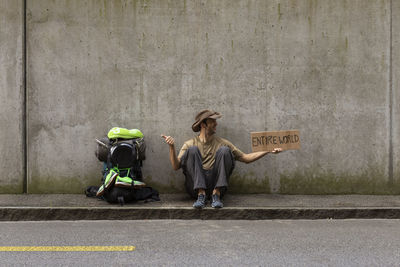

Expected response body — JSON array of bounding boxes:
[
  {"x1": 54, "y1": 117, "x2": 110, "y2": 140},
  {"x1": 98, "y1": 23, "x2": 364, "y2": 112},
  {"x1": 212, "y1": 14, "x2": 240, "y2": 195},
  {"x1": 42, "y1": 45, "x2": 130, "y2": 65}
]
[{"x1": 251, "y1": 130, "x2": 300, "y2": 152}]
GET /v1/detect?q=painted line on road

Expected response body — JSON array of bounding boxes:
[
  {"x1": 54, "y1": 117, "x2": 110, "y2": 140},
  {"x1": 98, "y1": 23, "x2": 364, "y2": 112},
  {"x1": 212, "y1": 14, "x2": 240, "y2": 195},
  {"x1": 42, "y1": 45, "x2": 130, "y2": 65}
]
[{"x1": 0, "y1": 246, "x2": 135, "y2": 252}]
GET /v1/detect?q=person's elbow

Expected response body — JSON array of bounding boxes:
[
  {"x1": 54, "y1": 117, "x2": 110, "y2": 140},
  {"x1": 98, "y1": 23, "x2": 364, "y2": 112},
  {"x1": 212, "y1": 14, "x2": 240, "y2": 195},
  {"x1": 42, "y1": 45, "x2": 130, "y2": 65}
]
[
  {"x1": 172, "y1": 160, "x2": 181, "y2": 170},
  {"x1": 172, "y1": 164, "x2": 181, "y2": 171}
]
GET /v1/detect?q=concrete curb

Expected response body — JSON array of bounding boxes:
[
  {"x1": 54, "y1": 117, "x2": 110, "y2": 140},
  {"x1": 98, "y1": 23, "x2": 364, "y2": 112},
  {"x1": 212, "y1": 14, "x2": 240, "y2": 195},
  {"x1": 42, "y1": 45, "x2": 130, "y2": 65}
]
[{"x1": 2, "y1": 207, "x2": 400, "y2": 221}]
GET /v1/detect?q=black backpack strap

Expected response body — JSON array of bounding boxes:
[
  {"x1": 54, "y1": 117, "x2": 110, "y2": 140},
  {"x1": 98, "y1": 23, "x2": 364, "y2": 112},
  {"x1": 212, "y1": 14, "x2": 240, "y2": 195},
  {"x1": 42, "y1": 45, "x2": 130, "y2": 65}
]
[
  {"x1": 85, "y1": 186, "x2": 99, "y2": 197},
  {"x1": 107, "y1": 138, "x2": 117, "y2": 171},
  {"x1": 107, "y1": 149, "x2": 112, "y2": 172},
  {"x1": 134, "y1": 140, "x2": 140, "y2": 161},
  {"x1": 118, "y1": 196, "x2": 125, "y2": 206}
]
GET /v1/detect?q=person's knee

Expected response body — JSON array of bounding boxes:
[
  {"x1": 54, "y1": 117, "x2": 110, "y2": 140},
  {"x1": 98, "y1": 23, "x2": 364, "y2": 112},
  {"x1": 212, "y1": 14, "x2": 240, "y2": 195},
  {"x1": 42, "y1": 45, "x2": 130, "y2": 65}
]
[
  {"x1": 217, "y1": 146, "x2": 232, "y2": 156},
  {"x1": 216, "y1": 146, "x2": 235, "y2": 171},
  {"x1": 187, "y1": 146, "x2": 201, "y2": 155},
  {"x1": 182, "y1": 146, "x2": 201, "y2": 170}
]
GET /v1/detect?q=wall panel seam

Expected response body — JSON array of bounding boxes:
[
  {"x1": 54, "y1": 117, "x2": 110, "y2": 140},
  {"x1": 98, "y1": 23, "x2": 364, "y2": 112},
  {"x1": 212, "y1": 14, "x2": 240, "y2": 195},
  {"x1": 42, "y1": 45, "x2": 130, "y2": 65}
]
[
  {"x1": 23, "y1": 0, "x2": 27, "y2": 193},
  {"x1": 389, "y1": 0, "x2": 394, "y2": 184}
]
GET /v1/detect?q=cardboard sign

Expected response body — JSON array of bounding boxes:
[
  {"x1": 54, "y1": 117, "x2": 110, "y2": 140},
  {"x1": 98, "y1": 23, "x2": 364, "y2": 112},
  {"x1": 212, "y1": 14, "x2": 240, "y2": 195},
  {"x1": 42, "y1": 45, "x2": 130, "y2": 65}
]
[{"x1": 251, "y1": 130, "x2": 300, "y2": 152}]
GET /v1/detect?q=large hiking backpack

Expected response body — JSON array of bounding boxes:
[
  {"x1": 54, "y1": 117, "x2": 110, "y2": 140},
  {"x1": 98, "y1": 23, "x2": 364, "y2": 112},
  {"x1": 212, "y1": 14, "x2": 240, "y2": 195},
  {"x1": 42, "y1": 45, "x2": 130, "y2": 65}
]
[{"x1": 94, "y1": 127, "x2": 150, "y2": 204}]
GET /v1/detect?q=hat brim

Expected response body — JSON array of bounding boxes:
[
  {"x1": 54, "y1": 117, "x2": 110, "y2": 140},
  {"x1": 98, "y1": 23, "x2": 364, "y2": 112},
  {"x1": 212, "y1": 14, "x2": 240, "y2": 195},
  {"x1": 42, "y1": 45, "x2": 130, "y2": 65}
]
[
  {"x1": 208, "y1": 113, "x2": 222, "y2": 119},
  {"x1": 191, "y1": 113, "x2": 222, "y2": 132}
]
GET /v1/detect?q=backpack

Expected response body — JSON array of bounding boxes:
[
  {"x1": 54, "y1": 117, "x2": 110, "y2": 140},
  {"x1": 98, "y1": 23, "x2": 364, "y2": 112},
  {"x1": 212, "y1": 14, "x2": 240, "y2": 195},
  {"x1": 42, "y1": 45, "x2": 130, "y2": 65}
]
[{"x1": 92, "y1": 127, "x2": 157, "y2": 205}]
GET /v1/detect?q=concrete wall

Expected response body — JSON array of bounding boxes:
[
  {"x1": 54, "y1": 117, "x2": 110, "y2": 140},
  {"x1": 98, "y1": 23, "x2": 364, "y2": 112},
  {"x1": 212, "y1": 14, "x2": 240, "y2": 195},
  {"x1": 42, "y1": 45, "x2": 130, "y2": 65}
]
[
  {"x1": 1, "y1": 0, "x2": 399, "y2": 194},
  {"x1": 0, "y1": 0, "x2": 24, "y2": 193}
]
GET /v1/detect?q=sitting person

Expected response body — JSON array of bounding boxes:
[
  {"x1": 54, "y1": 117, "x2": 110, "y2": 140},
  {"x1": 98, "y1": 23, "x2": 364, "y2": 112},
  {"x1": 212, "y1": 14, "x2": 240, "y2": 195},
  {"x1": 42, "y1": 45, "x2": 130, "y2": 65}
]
[{"x1": 162, "y1": 109, "x2": 282, "y2": 209}]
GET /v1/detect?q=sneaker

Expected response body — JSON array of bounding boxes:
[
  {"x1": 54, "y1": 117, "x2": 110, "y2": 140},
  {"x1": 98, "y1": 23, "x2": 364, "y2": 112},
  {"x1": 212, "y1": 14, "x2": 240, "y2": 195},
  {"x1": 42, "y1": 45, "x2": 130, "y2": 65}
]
[
  {"x1": 193, "y1": 194, "x2": 206, "y2": 209},
  {"x1": 104, "y1": 170, "x2": 118, "y2": 189},
  {"x1": 96, "y1": 185, "x2": 105, "y2": 197},
  {"x1": 133, "y1": 180, "x2": 146, "y2": 188},
  {"x1": 211, "y1": 194, "x2": 223, "y2": 208},
  {"x1": 115, "y1": 176, "x2": 147, "y2": 188},
  {"x1": 114, "y1": 176, "x2": 133, "y2": 188}
]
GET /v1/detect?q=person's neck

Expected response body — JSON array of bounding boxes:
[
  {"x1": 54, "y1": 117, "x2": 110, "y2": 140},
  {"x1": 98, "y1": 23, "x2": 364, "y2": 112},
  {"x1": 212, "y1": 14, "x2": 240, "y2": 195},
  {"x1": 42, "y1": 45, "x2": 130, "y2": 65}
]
[{"x1": 198, "y1": 131, "x2": 214, "y2": 143}]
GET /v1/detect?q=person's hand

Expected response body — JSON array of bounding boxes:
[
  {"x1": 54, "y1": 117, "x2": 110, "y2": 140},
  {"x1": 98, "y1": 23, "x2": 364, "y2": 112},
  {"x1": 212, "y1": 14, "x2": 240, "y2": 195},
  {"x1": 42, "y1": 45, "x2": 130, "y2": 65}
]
[
  {"x1": 271, "y1": 148, "x2": 283, "y2": 154},
  {"x1": 161, "y1": 135, "x2": 175, "y2": 146}
]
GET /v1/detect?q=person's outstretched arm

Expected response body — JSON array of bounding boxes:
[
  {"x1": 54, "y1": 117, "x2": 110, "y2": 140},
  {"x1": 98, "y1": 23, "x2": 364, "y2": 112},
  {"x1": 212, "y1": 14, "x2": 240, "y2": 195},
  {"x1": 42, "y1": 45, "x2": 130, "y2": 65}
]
[
  {"x1": 161, "y1": 135, "x2": 181, "y2": 170},
  {"x1": 238, "y1": 148, "x2": 282, "y2": 164}
]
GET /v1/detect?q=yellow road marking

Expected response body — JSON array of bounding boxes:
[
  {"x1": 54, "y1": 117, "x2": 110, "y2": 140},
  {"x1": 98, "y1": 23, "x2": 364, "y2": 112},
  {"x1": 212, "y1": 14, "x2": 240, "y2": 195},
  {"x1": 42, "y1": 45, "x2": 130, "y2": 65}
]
[{"x1": 0, "y1": 246, "x2": 135, "y2": 252}]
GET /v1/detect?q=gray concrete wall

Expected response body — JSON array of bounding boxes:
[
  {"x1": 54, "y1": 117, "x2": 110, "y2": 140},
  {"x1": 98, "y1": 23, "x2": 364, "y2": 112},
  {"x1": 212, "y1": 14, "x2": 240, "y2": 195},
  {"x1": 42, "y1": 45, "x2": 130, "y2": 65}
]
[
  {"x1": 1, "y1": 0, "x2": 398, "y2": 194},
  {"x1": 0, "y1": 0, "x2": 24, "y2": 193}
]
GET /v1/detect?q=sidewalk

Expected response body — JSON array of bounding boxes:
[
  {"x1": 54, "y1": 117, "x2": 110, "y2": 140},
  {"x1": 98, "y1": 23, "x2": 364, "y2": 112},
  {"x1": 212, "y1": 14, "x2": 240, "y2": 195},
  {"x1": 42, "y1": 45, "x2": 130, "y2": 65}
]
[{"x1": 1, "y1": 194, "x2": 400, "y2": 221}]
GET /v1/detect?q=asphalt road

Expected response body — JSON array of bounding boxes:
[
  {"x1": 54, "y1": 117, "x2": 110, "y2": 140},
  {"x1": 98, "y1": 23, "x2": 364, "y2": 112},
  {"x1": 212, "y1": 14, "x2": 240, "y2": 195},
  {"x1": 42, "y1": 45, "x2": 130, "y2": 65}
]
[{"x1": 0, "y1": 219, "x2": 399, "y2": 266}]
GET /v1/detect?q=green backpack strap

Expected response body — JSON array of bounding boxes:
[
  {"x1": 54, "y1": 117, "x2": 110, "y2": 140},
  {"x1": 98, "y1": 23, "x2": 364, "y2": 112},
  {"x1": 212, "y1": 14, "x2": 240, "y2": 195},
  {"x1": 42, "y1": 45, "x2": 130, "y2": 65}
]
[{"x1": 108, "y1": 127, "x2": 144, "y2": 139}]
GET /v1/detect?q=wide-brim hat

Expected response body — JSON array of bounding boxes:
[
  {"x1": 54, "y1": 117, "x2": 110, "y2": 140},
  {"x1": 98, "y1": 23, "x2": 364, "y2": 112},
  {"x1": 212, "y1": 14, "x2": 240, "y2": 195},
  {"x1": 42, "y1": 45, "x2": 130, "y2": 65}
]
[{"x1": 192, "y1": 109, "x2": 222, "y2": 132}]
